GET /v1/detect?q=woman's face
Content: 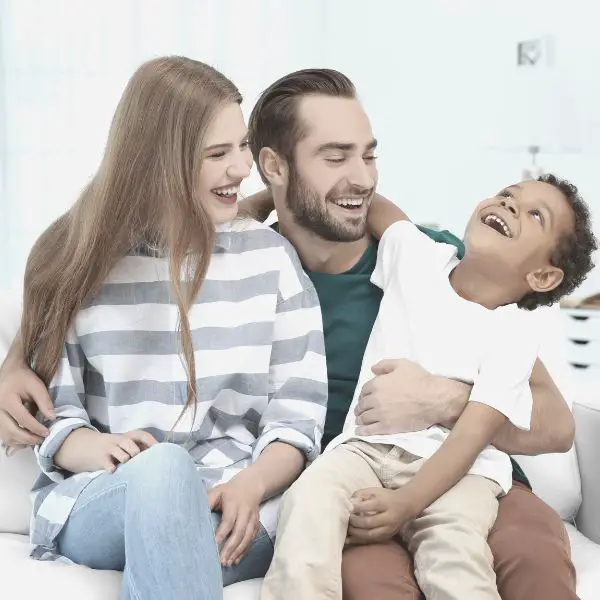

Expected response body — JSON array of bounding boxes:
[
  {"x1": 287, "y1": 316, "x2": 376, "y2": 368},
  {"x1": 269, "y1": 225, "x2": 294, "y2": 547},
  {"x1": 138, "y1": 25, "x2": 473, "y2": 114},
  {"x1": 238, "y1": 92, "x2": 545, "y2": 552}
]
[{"x1": 199, "y1": 102, "x2": 253, "y2": 224}]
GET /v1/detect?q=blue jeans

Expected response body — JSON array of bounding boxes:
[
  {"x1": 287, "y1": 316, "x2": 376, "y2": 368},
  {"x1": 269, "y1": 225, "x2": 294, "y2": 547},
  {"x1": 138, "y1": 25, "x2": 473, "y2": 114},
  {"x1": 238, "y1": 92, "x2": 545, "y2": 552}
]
[{"x1": 56, "y1": 443, "x2": 274, "y2": 600}]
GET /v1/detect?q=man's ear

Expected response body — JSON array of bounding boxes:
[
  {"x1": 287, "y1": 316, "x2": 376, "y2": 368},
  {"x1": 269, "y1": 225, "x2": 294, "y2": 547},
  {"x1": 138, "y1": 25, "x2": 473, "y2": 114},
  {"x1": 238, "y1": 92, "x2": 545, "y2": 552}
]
[
  {"x1": 526, "y1": 266, "x2": 564, "y2": 294},
  {"x1": 259, "y1": 147, "x2": 288, "y2": 187}
]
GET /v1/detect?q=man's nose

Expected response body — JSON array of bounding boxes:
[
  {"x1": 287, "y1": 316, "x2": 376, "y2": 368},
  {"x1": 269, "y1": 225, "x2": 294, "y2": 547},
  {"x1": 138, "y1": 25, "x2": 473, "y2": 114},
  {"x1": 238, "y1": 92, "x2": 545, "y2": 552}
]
[{"x1": 348, "y1": 161, "x2": 375, "y2": 191}]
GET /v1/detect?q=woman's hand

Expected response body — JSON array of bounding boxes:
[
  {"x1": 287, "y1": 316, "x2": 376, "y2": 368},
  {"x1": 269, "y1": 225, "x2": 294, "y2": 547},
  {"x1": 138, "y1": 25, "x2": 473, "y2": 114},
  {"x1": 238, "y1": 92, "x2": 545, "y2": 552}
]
[
  {"x1": 209, "y1": 477, "x2": 264, "y2": 567},
  {"x1": 55, "y1": 428, "x2": 158, "y2": 473}
]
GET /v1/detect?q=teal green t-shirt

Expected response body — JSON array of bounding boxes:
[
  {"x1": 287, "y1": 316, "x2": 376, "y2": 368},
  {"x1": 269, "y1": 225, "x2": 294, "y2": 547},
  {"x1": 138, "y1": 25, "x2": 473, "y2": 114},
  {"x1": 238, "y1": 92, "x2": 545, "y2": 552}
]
[{"x1": 303, "y1": 225, "x2": 530, "y2": 488}]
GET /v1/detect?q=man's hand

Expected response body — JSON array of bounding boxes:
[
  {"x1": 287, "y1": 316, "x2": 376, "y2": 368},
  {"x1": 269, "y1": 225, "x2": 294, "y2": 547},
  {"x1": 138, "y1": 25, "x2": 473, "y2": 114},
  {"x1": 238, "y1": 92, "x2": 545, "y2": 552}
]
[
  {"x1": 55, "y1": 429, "x2": 158, "y2": 474},
  {"x1": 355, "y1": 359, "x2": 467, "y2": 436},
  {"x1": 346, "y1": 487, "x2": 418, "y2": 545},
  {"x1": 0, "y1": 365, "x2": 55, "y2": 448},
  {"x1": 209, "y1": 478, "x2": 263, "y2": 568}
]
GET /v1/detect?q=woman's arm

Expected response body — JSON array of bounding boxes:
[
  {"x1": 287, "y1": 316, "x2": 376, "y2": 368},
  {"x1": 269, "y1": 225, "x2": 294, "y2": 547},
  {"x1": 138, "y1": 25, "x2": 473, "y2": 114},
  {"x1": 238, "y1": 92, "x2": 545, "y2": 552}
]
[
  {"x1": 367, "y1": 193, "x2": 410, "y2": 240},
  {"x1": 229, "y1": 441, "x2": 305, "y2": 502}
]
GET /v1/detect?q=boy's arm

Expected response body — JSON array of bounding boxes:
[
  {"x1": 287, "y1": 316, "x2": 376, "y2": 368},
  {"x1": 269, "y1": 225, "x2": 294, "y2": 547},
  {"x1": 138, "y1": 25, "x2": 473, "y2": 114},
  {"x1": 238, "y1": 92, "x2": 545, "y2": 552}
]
[
  {"x1": 395, "y1": 402, "x2": 507, "y2": 516},
  {"x1": 367, "y1": 193, "x2": 410, "y2": 239}
]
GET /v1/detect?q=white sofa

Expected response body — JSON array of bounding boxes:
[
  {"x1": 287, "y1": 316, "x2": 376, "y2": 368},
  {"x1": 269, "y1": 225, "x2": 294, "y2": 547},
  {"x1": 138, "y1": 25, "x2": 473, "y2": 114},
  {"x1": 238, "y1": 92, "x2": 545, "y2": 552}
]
[{"x1": 0, "y1": 290, "x2": 599, "y2": 599}]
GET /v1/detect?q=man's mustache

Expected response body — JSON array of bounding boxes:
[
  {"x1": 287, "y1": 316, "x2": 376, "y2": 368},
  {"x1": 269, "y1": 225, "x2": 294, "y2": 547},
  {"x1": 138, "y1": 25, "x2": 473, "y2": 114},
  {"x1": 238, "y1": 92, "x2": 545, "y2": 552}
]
[{"x1": 326, "y1": 185, "x2": 374, "y2": 200}]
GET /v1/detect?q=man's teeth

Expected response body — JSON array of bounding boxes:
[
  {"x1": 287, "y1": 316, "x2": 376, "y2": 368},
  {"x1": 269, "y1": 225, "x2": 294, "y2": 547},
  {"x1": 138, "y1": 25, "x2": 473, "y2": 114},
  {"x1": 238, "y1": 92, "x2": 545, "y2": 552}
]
[
  {"x1": 213, "y1": 186, "x2": 239, "y2": 196},
  {"x1": 334, "y1": 198, "x2": 364, "y2": 207},
  {"x1": 483, "y1": 214, "x2": 512, "y2": 238}
]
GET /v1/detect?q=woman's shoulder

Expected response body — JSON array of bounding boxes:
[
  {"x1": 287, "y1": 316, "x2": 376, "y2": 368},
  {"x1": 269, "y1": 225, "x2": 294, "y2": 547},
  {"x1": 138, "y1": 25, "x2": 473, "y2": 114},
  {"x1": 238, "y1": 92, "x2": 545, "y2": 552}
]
[{"x1": 220, "y1": 217, "x2": 298, "y2": 256}]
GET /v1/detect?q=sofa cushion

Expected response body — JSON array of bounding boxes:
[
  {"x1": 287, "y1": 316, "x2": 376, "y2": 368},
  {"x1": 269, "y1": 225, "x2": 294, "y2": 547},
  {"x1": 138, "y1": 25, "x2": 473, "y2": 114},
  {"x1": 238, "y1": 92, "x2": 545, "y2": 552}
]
[
  {"x1": 0, "y1": 288, "x2": 38, "y2": 534},
  {"x1": 0, "y1": 533, "x2": 262, "y2": 599},
  {"x1": 513, "y1": 305, "x2": 582, "y2": 522}
]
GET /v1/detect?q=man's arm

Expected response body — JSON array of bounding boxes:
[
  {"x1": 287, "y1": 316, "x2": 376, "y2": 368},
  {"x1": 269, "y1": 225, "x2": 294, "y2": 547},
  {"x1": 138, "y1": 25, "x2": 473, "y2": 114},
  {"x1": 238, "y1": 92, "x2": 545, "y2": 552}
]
[
  {"x1": 238, "y1": 190, "x2": 274, "y2": 223},
  {"x1": 0, "y1": 331, "x2": 55, "y2": 446},
  {"x1": 492, "y1": 358, "x2": 574, "y2": 455},
  {"x1": 356, "y1": 358, "x2": 574, "y2": 456}
]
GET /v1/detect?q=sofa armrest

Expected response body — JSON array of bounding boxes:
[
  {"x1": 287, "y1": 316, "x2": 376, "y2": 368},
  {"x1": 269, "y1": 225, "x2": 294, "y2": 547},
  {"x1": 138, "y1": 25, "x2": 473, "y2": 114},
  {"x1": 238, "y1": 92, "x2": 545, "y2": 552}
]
[{"x1": 573, "y1": 392, "x2": 600, "y2": 544}]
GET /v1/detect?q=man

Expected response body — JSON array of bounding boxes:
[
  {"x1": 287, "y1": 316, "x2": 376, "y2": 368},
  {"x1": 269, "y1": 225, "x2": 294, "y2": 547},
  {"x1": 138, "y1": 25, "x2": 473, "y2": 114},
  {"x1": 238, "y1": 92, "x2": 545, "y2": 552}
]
[{"x1": 0, "y1": 68, "x2": 577, "y2": 599}]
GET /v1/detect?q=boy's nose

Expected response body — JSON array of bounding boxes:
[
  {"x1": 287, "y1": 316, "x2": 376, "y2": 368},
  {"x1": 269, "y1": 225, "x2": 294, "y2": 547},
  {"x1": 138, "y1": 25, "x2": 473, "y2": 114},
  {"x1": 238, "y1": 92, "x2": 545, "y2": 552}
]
[{"x1": 500, "y1": 199, "x2": 518, "y2": 216}]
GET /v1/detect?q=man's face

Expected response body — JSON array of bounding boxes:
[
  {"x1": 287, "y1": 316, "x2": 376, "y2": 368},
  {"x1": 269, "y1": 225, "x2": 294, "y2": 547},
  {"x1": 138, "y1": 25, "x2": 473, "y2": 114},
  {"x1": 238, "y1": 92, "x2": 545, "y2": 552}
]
[
  {"x1": 464, "y1": 179, "x2": 574, "y2": 276},
  {"x1": 283, "y1": 95, "x2": 378, "y2": 242}
]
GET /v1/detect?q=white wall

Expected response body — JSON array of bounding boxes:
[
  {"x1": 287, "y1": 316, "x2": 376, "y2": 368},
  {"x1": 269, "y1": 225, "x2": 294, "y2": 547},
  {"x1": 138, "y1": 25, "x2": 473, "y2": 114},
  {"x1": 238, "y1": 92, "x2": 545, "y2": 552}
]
[{"x1": 2, "y1": 0, "x2": 599, "y2": 295}]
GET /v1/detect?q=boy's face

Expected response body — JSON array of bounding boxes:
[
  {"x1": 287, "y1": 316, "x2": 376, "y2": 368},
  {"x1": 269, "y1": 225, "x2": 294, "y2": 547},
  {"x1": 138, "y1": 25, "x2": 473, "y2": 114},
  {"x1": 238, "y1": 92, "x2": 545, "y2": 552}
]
[{"x1": 463, "y1": 180, "x2": 574, "y2": 294}]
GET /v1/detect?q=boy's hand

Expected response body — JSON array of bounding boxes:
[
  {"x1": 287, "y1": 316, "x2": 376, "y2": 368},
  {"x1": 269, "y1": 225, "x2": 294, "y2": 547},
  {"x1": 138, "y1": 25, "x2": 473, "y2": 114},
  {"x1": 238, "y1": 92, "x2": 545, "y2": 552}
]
[
  {"x1": 346, "y1": 487, "x2": 419, "y2": 545},
  {"x1": 209, "y1": 478, "x2": 263, "y2": 567}
]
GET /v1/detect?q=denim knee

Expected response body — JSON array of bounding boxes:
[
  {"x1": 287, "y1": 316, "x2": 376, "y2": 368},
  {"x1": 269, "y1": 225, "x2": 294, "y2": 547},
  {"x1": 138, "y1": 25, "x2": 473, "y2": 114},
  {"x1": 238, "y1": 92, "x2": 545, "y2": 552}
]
[{"x1": 125, "y1": 443, "x2": 206, "y2": 506}]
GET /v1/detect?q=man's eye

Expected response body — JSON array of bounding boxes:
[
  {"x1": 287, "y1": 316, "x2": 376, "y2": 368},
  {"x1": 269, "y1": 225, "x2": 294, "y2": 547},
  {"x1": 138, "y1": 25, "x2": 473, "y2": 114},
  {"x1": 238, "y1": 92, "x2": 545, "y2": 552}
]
[
  {"x1": 326, "y1": 157, "x2": 345, "y2": 164},
  {"x1": 364, "y1": 155, "x2": 378, "y2": 162}
]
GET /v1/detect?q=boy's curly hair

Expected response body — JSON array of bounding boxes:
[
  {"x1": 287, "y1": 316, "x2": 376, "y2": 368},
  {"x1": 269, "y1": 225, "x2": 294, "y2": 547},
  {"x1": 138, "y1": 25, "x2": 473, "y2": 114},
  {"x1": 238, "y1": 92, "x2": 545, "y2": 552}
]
[{"x1": 519, "y1": 174, "x2": 597, "y2": 310}]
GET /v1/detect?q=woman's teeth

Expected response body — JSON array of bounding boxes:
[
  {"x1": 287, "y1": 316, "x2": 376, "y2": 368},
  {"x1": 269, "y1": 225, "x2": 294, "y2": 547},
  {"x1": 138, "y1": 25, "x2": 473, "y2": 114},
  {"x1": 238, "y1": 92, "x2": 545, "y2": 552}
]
[
  {"x1": 213, "y1": 186, "x2": 239, "y2": 196},
  {"x1": 334, "y1": 198, "x2": 363, "y2": 208}
]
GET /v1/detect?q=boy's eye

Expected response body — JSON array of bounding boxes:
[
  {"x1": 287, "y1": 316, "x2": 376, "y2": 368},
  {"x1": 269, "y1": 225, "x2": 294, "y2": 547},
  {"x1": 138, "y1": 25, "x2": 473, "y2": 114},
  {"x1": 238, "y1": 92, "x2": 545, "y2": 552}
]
[
  {"x1": 325, "y1": 157, "x2": 345, "y2": 164},
  {"x1": 530, "y1": 209, "x2": 543, "y2": 223},
  {"x1": 364, "y1": 155, "x2": 378, "y2": 162}
]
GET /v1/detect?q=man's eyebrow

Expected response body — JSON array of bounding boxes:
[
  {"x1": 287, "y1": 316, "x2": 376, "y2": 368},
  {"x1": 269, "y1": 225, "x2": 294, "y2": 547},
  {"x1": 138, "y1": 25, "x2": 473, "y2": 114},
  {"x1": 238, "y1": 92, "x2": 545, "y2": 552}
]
[{"x1": 316, "y1": 139, "x2": 378, "y2": 153}]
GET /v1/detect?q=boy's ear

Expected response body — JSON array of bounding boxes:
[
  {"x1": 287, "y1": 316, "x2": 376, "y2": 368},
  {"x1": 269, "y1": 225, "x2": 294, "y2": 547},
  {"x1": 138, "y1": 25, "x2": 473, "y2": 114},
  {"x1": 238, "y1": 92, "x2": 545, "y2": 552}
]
[{"x1": 526, "y1": 266, "x2": 564, "y2": 294}]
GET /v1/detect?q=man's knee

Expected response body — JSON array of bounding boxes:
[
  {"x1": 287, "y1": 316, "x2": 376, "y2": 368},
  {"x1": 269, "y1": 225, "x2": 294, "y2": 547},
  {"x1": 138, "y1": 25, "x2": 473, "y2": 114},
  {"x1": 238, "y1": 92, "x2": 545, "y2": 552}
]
[{"x1": 490, "y1": 484, "x2": 576, "y2": 597}]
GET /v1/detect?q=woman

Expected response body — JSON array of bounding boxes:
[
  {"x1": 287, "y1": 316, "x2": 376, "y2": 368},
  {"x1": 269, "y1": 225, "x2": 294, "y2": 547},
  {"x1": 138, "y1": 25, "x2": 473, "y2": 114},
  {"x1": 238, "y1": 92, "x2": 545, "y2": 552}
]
[{"x1": 23, "y1": 56, "x2": 327, "y2": 600}]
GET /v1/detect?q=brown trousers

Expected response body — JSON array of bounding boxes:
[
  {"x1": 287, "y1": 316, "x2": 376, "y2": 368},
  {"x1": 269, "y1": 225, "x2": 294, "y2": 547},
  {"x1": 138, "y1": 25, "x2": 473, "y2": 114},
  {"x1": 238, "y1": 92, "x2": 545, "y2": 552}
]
[{"x1": 341, "y1": 481, "x2": 578, "y2": 600}]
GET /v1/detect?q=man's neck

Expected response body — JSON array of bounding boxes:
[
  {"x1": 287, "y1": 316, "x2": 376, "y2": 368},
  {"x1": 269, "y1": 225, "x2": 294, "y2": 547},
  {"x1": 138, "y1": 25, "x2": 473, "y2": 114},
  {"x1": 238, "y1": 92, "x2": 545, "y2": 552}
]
[
  {"x1": 278, "y1": 218, "x2": 370, "y2": 274},
  {"x1": 450, "y1": 255, "x2": 524, "y2": 310}
]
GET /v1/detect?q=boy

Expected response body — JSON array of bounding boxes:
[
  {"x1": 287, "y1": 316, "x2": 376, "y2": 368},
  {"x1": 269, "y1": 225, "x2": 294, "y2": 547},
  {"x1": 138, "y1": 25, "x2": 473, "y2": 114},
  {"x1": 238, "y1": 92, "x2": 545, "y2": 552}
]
[{"x1": 260, "y1": 174, "x2": 597, "y2": 600}]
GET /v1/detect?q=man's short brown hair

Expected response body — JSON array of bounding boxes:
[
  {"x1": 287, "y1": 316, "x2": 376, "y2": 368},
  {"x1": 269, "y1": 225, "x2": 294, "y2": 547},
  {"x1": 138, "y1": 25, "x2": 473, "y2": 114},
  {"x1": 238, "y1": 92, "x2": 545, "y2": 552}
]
[{"x1": 248, "y1": 69, "x2": 356, "y2": 185}]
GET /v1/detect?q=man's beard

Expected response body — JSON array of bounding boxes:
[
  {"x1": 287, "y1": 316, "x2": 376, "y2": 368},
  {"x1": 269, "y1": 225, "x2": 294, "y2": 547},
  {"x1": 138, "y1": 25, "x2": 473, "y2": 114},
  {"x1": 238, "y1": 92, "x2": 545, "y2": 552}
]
[{"x1": 285, "y1": 165, "x2": 372, "y2": 242}]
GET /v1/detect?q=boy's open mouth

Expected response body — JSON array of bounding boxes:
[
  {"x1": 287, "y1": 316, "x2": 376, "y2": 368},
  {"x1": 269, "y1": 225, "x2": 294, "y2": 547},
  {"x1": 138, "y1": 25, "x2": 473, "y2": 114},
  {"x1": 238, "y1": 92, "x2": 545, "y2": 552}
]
[{"x1": 481, "y1": 213, "x2": 513, "y2": 238}]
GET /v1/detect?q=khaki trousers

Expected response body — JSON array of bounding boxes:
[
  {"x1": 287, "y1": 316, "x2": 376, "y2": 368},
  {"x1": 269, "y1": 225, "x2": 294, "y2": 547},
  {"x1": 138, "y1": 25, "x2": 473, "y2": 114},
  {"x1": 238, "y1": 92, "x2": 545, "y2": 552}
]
[{"x1": 260, "y1": 440, "x2": 502, "y2": 600}]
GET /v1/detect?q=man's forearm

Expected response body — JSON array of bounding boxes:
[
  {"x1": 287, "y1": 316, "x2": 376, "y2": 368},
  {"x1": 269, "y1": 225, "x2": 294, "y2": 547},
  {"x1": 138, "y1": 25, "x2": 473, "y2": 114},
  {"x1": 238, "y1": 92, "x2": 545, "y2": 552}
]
[{"x1": 491, "y1": 360, "x2": 574, "y2": 455}]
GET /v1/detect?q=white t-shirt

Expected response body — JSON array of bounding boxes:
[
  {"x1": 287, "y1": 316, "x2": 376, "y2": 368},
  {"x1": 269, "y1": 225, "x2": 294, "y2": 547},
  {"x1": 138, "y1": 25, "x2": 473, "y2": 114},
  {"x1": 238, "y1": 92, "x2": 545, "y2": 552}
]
[{"x1": 327, "y1": 221, "x2": 540, "y2": 493}]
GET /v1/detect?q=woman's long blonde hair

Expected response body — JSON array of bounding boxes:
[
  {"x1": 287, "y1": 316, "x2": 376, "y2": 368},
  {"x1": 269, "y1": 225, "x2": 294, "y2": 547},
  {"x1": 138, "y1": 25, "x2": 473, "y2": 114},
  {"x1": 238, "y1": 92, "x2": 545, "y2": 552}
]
[{"x1": 21, "y1": 56, "x2": 242, "y2": 422}]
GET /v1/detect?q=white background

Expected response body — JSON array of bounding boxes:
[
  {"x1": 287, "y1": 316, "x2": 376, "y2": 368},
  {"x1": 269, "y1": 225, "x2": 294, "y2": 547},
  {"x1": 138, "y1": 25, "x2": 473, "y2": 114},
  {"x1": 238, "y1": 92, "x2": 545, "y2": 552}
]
[{"x1": 1, "y1": 0, "x2": 600, "y2": 295}]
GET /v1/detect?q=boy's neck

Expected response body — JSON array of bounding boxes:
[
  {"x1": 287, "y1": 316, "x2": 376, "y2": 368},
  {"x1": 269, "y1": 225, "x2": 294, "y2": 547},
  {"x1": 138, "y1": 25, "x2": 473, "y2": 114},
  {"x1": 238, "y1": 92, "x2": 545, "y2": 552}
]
[{"x1": 450, "y1": 255, "x2": 524, "y2": 310}]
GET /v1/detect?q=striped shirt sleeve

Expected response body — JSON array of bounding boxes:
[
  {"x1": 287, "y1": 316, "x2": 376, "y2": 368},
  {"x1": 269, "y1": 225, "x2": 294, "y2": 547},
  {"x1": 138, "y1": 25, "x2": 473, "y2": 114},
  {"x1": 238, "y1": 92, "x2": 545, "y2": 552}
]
[
  {"x1": 35, "y1": 325, "x2": 97, "y2": 480},
  {"x1": 253, "y1": 243, "x2": 328, "y2": 463}
]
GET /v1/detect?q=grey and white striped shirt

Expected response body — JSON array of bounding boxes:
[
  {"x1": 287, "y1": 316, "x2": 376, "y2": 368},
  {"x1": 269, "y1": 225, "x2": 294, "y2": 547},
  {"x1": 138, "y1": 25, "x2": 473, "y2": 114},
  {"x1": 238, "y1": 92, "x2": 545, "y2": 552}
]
[{"x1": 30, "y1": 218, "x2": 328, "y2": 561}]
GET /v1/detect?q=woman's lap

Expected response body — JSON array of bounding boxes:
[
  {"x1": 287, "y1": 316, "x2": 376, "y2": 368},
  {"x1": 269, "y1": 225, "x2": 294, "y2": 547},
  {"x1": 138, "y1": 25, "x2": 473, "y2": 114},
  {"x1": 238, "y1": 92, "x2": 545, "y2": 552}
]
[{"x1": 57, "y1": 448, "x2": 273, "y2": 587}]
